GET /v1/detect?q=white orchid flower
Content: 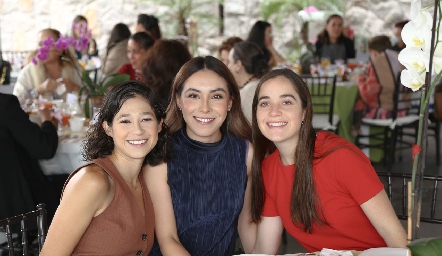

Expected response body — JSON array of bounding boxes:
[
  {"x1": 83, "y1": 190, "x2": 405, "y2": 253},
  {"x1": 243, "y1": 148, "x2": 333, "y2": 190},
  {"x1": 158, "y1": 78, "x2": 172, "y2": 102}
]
[
  {"x1": 400, "y1": 69, "x2": 426, "y2": 91},
  {"x1": 398, "y1": 47, "x2": 429, "y2": 73},
  {"x1": 410, "y1": 0, "x2": 421, "y2": 20},
  {"x1": 402, "y1": 21, "x2": 432, "y2": 51}
]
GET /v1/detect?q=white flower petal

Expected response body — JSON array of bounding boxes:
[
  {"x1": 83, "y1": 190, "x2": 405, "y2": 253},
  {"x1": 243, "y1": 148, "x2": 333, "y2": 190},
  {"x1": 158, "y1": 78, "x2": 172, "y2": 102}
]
[
  {"x1": 401, "y1": 69, "x2": 425, "y2": 91},
  {"x1": 398, "y1": 47, "x2": 429, "y2": 73}
]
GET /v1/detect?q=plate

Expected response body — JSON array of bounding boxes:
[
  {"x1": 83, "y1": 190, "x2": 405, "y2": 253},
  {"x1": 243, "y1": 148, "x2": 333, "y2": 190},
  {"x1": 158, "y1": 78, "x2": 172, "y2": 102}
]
[{"x1": 358, "y1": 247, "x2": 409, "y2": 256}]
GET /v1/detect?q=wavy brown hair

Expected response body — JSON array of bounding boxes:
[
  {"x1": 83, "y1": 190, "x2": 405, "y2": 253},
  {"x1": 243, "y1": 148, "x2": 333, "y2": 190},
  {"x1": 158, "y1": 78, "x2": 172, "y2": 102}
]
[
  {"x1": 317, "y1": 14, "x2": 346, "y2": 45},
  {"x1": 142, "y1": 39, "x2": 192, "y2": 109},
  {"x1": 82, "y1": 81, "x2": 170, "y2": 166},
  {"x1": 251, "y1": 69, "x2": 324, "y2": 233},
  {"x1": 166, "y1": 56, "x2": 251, "y2": 141}
]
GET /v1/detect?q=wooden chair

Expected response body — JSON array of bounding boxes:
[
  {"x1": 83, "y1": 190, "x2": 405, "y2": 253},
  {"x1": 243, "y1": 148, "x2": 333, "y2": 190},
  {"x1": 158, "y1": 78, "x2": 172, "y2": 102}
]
[
  {"x1": 301, "y1": 75, "x2": 340, "y2": 133},
  {"x1": 377, "y1": 172, "x2": 442, "y2": 224},
  {"x1": 0, "y1": 204, "x2": 47, "y2": 256}
]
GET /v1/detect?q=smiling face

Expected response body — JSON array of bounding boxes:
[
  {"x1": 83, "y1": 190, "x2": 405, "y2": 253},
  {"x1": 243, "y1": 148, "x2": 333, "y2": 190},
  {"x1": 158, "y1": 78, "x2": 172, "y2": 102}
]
[
  {"x1": 103, "y1": 95, "x2": 162, "y2": 163},
  {"x1": 325, "y1": 16, "x2": 343, "y2": 42},
  {"x1": 256, "y1": 76, "x2": 305, "y2": 149},
  {"x1": 127, "y1": 39, "x2": 148, "y2": 71},
  {"x1": 177, "y1": 70, "x2": 233, "y2": 143}
]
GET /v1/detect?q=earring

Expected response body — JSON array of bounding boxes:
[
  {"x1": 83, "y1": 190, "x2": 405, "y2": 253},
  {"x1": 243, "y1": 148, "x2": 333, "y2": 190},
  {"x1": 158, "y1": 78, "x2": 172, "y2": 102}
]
[
  {"x1": 301, "y1": 120, "x2": 305, "y2": 126},
  {"x1": 228, "y1": 108, "x2": 231, "y2": 111}
]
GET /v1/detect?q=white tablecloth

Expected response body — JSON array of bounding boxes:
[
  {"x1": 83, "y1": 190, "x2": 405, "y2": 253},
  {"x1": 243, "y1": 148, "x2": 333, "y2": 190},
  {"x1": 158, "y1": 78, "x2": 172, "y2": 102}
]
[{"x1": 39, "y1": 134, "x2": 87, "y2": 175}]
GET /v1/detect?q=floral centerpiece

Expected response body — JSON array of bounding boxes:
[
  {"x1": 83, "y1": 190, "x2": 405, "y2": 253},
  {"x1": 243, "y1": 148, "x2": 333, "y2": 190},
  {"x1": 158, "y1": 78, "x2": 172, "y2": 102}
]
[{"x1": 397, "y1": 0, "x2": 441, "y2": 248}]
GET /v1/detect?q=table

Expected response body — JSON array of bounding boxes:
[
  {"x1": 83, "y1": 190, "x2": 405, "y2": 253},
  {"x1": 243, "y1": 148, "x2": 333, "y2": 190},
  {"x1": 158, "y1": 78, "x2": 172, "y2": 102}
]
[{"x1": 39, "y1": 134, "x2": 86, "y2": 175}]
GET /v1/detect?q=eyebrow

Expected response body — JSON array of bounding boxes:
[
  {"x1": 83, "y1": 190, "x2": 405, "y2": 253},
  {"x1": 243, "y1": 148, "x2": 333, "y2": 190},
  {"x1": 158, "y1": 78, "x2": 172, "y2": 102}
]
[
  {"x1": 184, "y1": 87, "x2": 228, "y2": 94},
  {"x1": 116, "y1": 112, "x2": 154, "y2": 120},
  {"x1": 258, "y1": 94, "x2": 297, "y2": 101}
]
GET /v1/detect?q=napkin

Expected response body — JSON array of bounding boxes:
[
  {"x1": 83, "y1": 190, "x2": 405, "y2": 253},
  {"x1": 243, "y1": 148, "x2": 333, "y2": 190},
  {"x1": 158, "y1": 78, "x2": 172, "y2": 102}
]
[{"x1": 319, "y1": 248, "x2": 353, "y2": 256}]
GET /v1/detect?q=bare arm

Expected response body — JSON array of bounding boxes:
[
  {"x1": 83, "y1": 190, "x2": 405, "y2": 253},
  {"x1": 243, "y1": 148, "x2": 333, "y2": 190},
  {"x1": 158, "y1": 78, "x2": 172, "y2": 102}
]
[
  {"x1": 361, "y1": 190, "x2": 408, "y2": 248},
  {"x1": 143, "y1": 163, "x2": 190, "y2": 256},
  {"x1": 40, "y1": 165, "x2": 112, "y2": 255},
  {"x1": 252, "y1": 216, "x2": 284, "y2": 254},
  {"x1": 238, "y1": 142, "x2": 257, "y2": 253}
]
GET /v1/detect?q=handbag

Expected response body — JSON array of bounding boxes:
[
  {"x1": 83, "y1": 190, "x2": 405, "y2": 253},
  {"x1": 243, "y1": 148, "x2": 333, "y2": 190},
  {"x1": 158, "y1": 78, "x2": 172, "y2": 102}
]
[
  {"x1": 434, "y1": 81, "x2": 442, "y2": 120},
  {"x1": 0, "y1": 60, "x2": 11, "y2": 85}
]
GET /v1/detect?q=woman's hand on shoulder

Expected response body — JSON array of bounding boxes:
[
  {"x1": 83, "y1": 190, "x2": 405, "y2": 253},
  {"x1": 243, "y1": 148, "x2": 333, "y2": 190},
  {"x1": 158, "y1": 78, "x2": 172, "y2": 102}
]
[{"x1": 40, "y1": 164, "x2": 112, "y2": 256}]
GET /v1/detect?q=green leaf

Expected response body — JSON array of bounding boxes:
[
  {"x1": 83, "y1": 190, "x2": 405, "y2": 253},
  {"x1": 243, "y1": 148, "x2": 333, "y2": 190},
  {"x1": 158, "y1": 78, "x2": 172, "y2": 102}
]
[
  {"x1": 407, "y1": 237, "x2": 442, "y2": 256},
  {"x1": 81, "y1": 71, "x2": 94, "y2": 89},
  {"x1": 102, "y1": 74, "x2": 130, "y2": 90}
]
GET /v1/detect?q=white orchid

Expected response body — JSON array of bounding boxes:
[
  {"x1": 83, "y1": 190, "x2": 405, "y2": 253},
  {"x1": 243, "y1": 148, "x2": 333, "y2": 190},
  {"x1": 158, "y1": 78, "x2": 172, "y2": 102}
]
[
  {"x1": 401, "y1": 20, "x2": 432, "y2": 51},
  {"x1": 400, "y1": 69, "x2": 426, "y2": 91},
  {"x1": 398, "y1": 47, "x2": 429, "y2": 73}
]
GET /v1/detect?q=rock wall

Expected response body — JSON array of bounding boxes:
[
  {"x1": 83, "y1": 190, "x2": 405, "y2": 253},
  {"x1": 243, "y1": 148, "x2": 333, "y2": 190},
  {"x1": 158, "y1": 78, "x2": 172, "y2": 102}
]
[{"x1": 0, "y1": 0, "x2": 419, "y2": 62}]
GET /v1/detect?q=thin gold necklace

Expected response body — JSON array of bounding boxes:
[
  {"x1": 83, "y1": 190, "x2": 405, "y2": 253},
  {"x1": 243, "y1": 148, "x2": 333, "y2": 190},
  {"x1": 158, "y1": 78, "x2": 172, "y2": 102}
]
[{"x1": 123, "y1": 178, "x2": 140, "y2": 191}]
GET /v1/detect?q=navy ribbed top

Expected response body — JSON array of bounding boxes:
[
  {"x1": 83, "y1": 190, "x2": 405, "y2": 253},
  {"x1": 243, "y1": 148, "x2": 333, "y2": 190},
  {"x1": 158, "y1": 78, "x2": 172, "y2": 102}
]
[{"x1": 149, "y1": 128, "x2": 248, "y2": 256}]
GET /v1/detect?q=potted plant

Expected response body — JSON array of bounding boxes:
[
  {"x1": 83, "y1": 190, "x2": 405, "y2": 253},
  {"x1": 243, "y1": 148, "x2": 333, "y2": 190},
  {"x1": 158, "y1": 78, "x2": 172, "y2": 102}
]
[{"x1": 78, "y1": 71, "x2": 130, "y2": 118}]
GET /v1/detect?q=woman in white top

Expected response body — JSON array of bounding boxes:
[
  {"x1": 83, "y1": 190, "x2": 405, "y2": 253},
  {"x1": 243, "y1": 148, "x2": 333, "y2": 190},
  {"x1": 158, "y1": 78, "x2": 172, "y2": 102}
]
[
  {"x1": 227, "y1": 41, "x2": 270, "y2": 124},
  {"x1": 13, "y1": 28, "x2": 82, "y2": 105}
]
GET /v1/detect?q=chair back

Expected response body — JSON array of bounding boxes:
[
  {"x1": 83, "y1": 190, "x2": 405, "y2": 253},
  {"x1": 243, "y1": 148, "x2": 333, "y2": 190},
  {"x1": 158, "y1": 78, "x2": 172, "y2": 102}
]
[
  {"x1": 0, "y1": 204, "x2": 47, "y2": 255},
  {"x1": 301, "y1": 75, "x2": 338, "y2": 131},
  {"x1": 377, "y1": 172, "x2": 442, "y2": 224}
]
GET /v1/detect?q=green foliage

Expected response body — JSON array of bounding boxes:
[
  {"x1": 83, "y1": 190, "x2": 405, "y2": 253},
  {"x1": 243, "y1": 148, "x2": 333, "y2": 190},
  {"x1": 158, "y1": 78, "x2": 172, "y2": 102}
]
[{"x1": 407, "y1": 237, "x2": 442, "y2": 256}]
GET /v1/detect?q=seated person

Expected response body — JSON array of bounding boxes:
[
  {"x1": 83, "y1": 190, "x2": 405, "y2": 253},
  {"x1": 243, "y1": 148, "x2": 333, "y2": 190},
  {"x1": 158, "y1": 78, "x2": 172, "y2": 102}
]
[
  {"x1": 392, "y1": 20, "x2": 409, "y2": 52},
  {"x1": 315, "y1": 14, "x2": 356, "y2": 63},
  {"x1": 118, "y1": 32, "x2": 154, "y2": 81},
  {"x1": 13, "y1": 28, "x2": 82, "y2": 105},
  {"x1": 0, "y1": 93, "x2": 59, "y2": 223},
  {"x1": 101, "y1": 23, "x2": 131, "y2": 76},
  {"x1": 142, "y1": 39, "x2": 192, "y2": 110},
  {"x1": 217, "y1": 36, "x2": 243, "y2": 66},
  {"x1": 71, "y1": 15, "x2": 99, "y2": 59},
  {"x1": 247, "y1": 21, "x2": 286, "y2": 67},
  {"x1": 135, "y1": 14, "x2": 162, "y2": 40},
  {"x1": 353, "y1": 35, "x2": 404, "y2": 134}
]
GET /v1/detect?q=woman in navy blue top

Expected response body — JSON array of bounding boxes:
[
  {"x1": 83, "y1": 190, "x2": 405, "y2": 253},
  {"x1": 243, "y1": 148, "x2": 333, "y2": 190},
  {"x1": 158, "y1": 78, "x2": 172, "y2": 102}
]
[{"x1": 144, "y1": 56, "x2": 256, "y2": 255}]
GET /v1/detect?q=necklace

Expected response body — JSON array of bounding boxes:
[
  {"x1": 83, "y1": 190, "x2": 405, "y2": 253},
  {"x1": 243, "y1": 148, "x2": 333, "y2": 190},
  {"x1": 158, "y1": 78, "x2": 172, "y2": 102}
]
[
  {"x1": 123, "y1": 178, "x2": 140, "y2": 191},
  {"x1": 242, "y1": 75, "x2": 255, "y2": 88}
]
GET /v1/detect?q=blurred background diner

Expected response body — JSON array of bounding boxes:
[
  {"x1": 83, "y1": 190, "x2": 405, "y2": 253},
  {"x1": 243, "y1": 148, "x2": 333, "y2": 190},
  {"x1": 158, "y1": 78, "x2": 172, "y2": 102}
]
[
  {"x1": 100, "y1": 23, "x2": 131, "y2": 77},
  {"x1": 71, "y1": 15, "x2": 99, "y2": 60},
  {"x1": 135, "y1": 14, "x2": 162, "y2": 40},
  {"x1": 217, "y1": 36, "x2": 243, "y2": 66},
  {"x1": 118, "y1": 32, "x2": 154, "y2": 81}
]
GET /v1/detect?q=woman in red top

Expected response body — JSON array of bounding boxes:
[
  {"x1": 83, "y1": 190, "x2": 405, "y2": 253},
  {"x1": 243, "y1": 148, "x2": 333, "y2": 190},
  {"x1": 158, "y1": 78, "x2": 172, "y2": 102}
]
[
  {"x1": 247, "y1": 69, "x2": 407, "y2": 253},
  {"x1": 118, "y1": 32, "x2": 154, "y2": 81}
]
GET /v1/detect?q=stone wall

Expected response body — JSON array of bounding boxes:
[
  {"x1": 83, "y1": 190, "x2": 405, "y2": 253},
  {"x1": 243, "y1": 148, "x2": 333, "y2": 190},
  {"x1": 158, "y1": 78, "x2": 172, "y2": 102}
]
[{"x1": 0, "y1": 0, "x2": 419, "y2": 63}]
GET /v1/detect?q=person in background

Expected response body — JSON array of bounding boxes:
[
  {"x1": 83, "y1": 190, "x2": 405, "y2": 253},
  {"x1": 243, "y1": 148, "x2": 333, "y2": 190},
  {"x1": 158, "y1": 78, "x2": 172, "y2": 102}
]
[
  {"x1": 118, "y1": 32, "x2": 154, "y2": 81},
  {"x1": 352, "y1": 35, "x2": 404, "y2": 135},
  {"x1": 392, "y1": 20, "x2": 409, "y2": 52},
  {"x1": 217, "y1": 36, "x2": 243, "y2": 66},
  {"x1": 249, "y1": 69, "x2": 407, "y2": 254},
  {"x1": 227, "y1": 41, "x2": 270, "y2": 123},
  {"x1": 135, "y1": 14, "x2": 162, "y2": 40},
  {"x1": 13, "y1": 28, "x2": 82, "y2": 105},
  {"x1": 142, "y1": 39, "x2": 192, "y2": 110},
  {"x1": 315, "y1": 14, "x2": 356, "y2": 64},
  {"x1": 0, "y1": 93, "x2": 58, "y2": 223},
  {"x1": 71, "y1": 15, "x2": 98, "y2": 59},
  {"x1": 247, "y1": 20, "x2": 286, "y2": 67},
  {"x1": 144, "y1": 56, "x2": 255, "y2": 255},
  {"x1": 101, "y1": 23, "x2": 131, "y2": 77},
  {"x1": 41, "y1": 81, "x2": 169, "y2": 255}
]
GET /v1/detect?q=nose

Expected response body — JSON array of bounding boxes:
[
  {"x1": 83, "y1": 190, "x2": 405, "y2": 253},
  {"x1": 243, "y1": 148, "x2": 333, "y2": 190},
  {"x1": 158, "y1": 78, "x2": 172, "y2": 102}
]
[
  {"x1": 133, "y1": 121, "x2": 145, "y2": 135},
  {"x1": 269, "y1": 104, "x2": 281, "y2": 116},
  {"x1": 199, "y1": 97, "x2": 211, "y2": 113}
]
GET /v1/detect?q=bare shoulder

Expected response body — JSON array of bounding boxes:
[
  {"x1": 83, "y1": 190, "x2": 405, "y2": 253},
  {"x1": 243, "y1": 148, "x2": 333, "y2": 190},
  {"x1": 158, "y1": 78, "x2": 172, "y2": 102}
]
[
  {"x1": 142, "y1": 162, "x2": 167, "y2": 182},
  {"x1": 64, "y1": 164, "x2": 111, "y2": 201}
]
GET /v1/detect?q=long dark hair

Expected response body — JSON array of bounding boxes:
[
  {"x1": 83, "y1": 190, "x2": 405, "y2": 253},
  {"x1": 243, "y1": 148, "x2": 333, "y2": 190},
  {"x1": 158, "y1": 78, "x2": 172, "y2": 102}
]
[
  {"x1": 251, "y1": 69, "x2": 323, "y2": 233},
  {"x1": 106, "y1": 23, "x2": 131, "y2": 54},
  {"x1": 137, "y1": 14, "x2": 162, "y2": 40},
  {"x1": 142, "y1": 39, "x2": 192, "y2": 109},
  {"x1": 246, "y1": 21, "x2": 271, "y2": 60},
  {"x1": 83, "y1": 81, "x2": 170, "y2": 166},
  {"x1": 317, "y1": 14, "x2": 346, "y2": 45},
  {"x1": 166, "y1": 56, "x2": 251, "y2": 142},
  {"x1": 232, "y1": 41, "x2": 269, "y2": 78}
]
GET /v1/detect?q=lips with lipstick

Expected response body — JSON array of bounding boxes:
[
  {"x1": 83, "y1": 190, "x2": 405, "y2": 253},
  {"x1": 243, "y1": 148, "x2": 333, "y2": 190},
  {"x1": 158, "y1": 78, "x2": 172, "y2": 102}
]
[{"x1": 195, "y1": 117, "x2": 215, "y2": 124}]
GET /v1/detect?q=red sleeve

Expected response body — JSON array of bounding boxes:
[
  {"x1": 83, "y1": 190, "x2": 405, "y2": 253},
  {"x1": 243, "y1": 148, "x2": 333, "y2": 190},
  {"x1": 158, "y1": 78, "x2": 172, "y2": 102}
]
[
  {"x1": 330, "y1": 148, "x2": 384, "y2": 205},
  {"x1": 261, "y1": 154, "x2": 279, "y2": 217},
  {"x1": 118, "y1": 64, "x2": 129, "y2": 75}
]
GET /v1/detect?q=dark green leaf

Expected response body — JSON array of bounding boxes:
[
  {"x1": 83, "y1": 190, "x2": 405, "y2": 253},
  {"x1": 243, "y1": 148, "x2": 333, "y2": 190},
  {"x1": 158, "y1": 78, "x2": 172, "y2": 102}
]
[
  {"x1": 408, "y1": 237, "x2": 442, "y2": 256},
  {"x1": 102, "y1": 74, "x2": 130, "y2": 90}
]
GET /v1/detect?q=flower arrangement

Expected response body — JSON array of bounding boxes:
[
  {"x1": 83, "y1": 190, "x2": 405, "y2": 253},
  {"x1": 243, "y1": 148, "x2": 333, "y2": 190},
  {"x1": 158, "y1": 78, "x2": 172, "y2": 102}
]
[
  {"x1": 31, "y1": 24, "x2": 91, "y2": 64},
  {"x1": 397, "y1": 0, "x2": 441, "y2": 243}
]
